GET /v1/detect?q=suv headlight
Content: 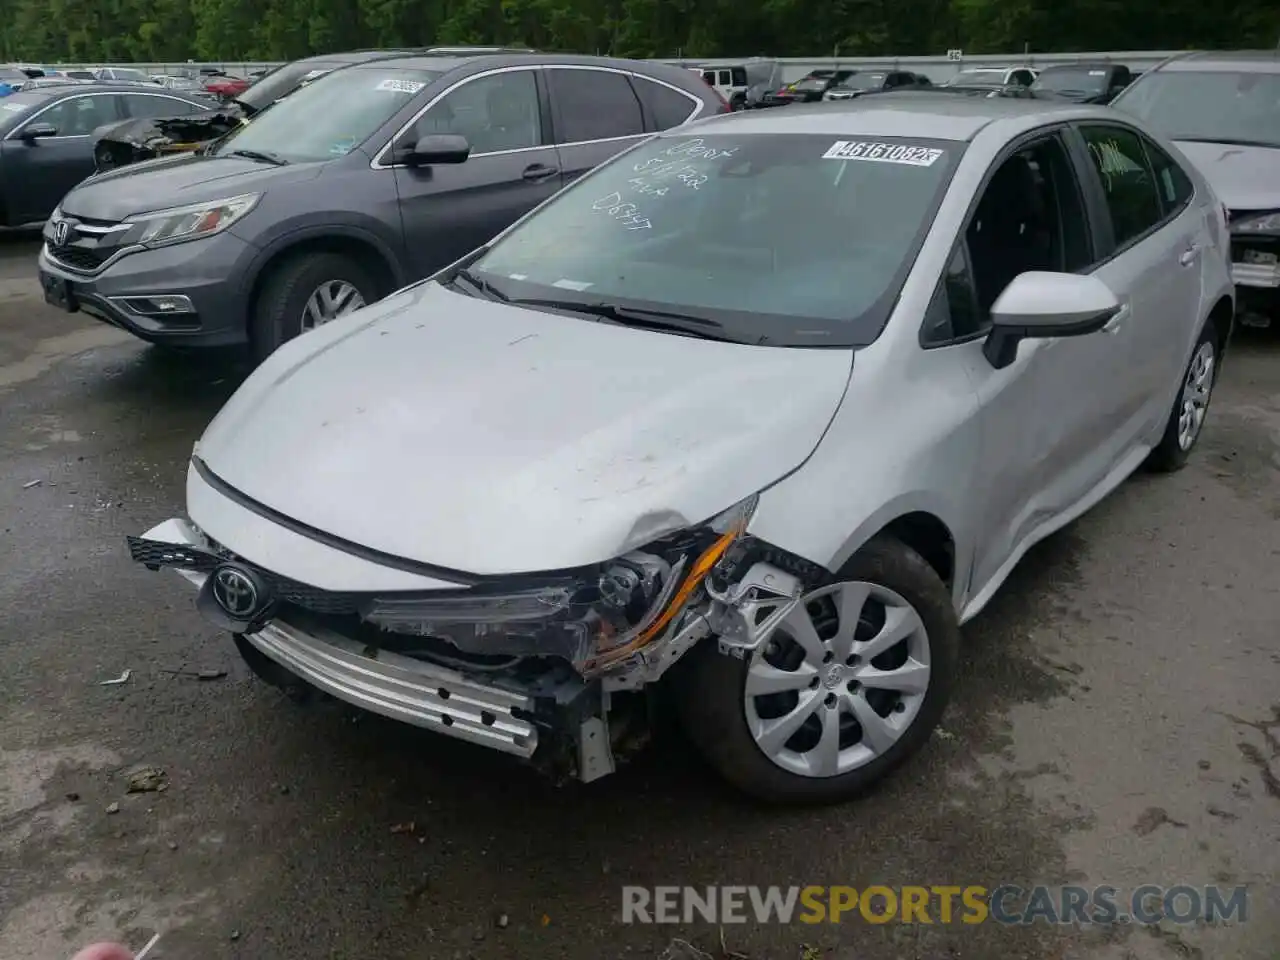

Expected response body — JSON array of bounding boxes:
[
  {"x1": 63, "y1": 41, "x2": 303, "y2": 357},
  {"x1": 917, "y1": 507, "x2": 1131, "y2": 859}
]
[
  {"x1": 360, "y1": 496, "x2": 758, "y2": 676},
  {"x1": 1232, "y1": 211, "x2": 1280, "y2": 234},
  {"x1": 120, "y1": 193, "x2": 259, "y2": 248}
]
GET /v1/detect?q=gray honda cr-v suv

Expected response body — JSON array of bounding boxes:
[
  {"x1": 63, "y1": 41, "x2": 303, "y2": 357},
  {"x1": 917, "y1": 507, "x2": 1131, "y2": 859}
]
[{"x1": 38, "y1": 52, "x2": 724, "y2": 359}]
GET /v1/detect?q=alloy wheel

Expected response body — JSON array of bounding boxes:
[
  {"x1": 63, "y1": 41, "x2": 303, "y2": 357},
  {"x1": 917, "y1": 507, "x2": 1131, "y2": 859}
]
[
  {"x1": 743, "y1": 580, "x2": 931, "y2": 778},
  {"x1": 301, "y1": 280, "x2": 366, "y2": 331},
  {"x1": 1176, "y1": 341, "x2": 1215, "y2": 451}
]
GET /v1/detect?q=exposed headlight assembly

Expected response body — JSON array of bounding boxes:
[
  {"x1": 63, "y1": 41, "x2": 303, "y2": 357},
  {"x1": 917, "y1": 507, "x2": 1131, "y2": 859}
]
[
  {"x1": 360, "y1": 496, "x2": 758, "y2": 676},
  {"x1": 120, "y1": 193, "x2": 259, "y2": 248},
  {"x1": 1231, "y1": 211, "x2": 1280, "y2": 234}
]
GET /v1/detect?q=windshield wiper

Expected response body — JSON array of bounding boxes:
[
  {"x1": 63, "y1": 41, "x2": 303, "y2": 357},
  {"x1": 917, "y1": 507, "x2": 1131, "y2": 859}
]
[
  {"x1": 223, "y1": 148, "x2": 287, "y2": 165},
  {"x1": 449, "y1": 267, "x2": 510, "y2": 302},
  {"x1": 1172, "y1": 136, "x2": 1280, "y2": 150},
  {"x1": 508, "y1": 298, "x2": 751, "y2": 343}
]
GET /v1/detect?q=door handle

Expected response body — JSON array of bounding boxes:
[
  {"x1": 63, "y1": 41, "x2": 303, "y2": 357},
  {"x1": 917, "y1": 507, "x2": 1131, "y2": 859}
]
[
  {"x1": 1102, "y1": 304, "x2": 1131, "y2": 335},
  {"x1": 1179, "y1": 246, "x2": 1199, "y2": 267},
  {"x1": 521, "y1": 163, "x2": 559, "y2": 182}
]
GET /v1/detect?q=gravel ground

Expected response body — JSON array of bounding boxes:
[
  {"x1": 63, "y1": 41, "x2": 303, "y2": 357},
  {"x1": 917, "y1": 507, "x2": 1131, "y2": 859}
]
[{"x1": 1, "y1": 230, "x2": 1277, "y2": 960}]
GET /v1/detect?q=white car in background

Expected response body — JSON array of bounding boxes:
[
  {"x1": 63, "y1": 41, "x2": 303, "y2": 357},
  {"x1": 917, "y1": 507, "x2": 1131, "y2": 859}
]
[{"x1": 944, "y1": 65, "x2": 1038, "y2": 89}]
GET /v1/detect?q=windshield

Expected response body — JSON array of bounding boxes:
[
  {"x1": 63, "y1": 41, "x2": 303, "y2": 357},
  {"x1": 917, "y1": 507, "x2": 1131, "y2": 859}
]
[
  {"x1": 211, "y1": 66, "x2": 440, "y2": 163},
  {"x1": 466, "y1": 132, "x2": 960, "y2": 347},
  {"x1": 1112, "y1": 70, "x2": 1280, "y2": 148},
  {"x1": 947, "y1": 70, "x2": 1005, "y2": 87},
  {"x1": 1033, "y1": 67, "x2": 1110, "y2": 95},
  {"x1": 0, "y1": 92, "x2": 48, "y2": 119},
  {"x1": 113, "y1": 69, "x2": 152, "y2": 83},
  {"x1": 835, "y1": 73, "x2": 887, "y2": 91},
  {"x1": 239, "y1": 59, "x2": 345, "y2": 111}
]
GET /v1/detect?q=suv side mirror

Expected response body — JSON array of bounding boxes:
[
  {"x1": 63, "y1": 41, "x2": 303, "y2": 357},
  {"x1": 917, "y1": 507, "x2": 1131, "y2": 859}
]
[
  {"x1": 19, "y1": 122, "x2": 58, "y2": 141},
  {"x1": 397, "y1": 133, "x2": 470, "y2": 167},
  {"x1": 983, "y1": 272, "x2": 1120, "y2": 369}
]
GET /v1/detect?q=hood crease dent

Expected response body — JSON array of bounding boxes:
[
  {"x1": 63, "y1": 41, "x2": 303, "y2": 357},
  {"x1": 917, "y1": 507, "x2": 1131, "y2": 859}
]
[{"x1": 194, "y1": 282, "x2": 855, "y2": 577}]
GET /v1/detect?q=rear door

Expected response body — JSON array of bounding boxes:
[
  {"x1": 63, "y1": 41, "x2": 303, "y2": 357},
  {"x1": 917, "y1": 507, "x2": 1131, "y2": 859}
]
[
  {"x1": 389, "y1": 67, "x2": 561, "y2": 277},
  {"x1": 4, "y1": 92, "x2": 123, "y2": 223},
  {"x1": 545, "y1": 65, "x2": 647, "y2": 188},
  {"x1": 1070, "y1": 122, "x2": 1201, "y2": 443}
]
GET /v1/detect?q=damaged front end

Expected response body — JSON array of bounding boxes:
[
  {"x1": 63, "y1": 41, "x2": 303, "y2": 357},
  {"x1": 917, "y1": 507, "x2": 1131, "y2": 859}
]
[
  {"x1": 128, "y1": 495, "x2": 825, "y2": 783},
  {"x1": 93, "y1": 108, "x2": 247, "y2": 172}
]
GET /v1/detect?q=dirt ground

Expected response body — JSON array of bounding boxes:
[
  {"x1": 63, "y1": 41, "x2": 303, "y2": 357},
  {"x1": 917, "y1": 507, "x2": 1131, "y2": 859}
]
[{"x1": 1, "y1": 229, "x2": 1277, "y2": 960}]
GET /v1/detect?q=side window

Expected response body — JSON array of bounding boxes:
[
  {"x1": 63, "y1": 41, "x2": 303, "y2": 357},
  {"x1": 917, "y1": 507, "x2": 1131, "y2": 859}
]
[
  {"x1": 412, "y1": 70, "x2": 541, "y2": 155},
  {"x1": 547, "y1": 68, "x2": 644, "y2": 144},
  {"x1": 936, "y1": 135, "x2": 1092, "y2": 339},
  {"x1": 1141, "y1": 139, "x2": 1194, "y2": 216},
  {"x1": 730, "y1": 67, "x2": 747, "y2": 87},
  {"x1": 702, "y1": 71, "x2": 716, "y2": 85},
  {"x1": 123, "y1": 95, "x2": 199, "y2": 118},
  {"x1": 922, "y1": 245, "x2": 985, "y2": 345},
  {"x1": 1078, "y1": 125, "x2": 1163, "y2": 249},
  {"x1": 717, "y1": 70, "x2": 732, "y2": 87},
  {"x1": 631, "y1": 76, "x2": 699, "y2": 130},
  {"x1": 1013, "y1": 70, "x2": 1034, "y2": 87},
  {"x1": 27, "y1": 95, "x2": 122, "y2": 136}
]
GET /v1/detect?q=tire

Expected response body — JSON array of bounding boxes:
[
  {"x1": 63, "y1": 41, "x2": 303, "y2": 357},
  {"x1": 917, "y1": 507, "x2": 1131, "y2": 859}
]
[
  {"x1": 676, "y1": 535, "x2": 959, "y2": 804},
  {"x1": 249, "y1": 251, "x2": 380, "y2": 363},
  {"x1": 1145, "y1": 322, "x2": 1218, "y2": 473}
]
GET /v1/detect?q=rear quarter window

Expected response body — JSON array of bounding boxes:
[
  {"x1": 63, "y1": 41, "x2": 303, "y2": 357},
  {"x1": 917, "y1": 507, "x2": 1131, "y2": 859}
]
[{"x1": 632, "y1": 76, "x2": 699, "y2": 131}]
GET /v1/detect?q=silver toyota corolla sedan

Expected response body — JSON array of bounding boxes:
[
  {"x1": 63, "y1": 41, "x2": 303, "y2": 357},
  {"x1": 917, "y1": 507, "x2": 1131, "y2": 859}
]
[{"x1": 129, "y1": 96, "x2": 1234, "y2": 803}]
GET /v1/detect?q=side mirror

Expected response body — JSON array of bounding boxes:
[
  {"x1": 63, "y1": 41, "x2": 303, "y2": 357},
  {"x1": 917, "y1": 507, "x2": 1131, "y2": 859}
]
[
  {"x1": 983, "y1": 272, "x2": 1120, "y2": 369},
  {"x1": 19, "y1": 122, "x2": 58, "y2": 141},
  {"x1": 397, "y1": 134, "x2": 470, "y2": 167}
]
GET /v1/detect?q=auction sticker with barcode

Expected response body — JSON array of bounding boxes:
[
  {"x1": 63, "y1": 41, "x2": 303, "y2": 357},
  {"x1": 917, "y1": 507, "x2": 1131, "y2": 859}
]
[
  {"x1": 376, "y1": 78, "x2": 425, "y2": 94},
  {"x1": 822, "y1": 140, "x2": 945, "y2": 166}
]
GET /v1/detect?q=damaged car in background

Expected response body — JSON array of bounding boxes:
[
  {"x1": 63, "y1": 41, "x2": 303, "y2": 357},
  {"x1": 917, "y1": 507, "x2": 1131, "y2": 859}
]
[
  {"x1": 128, "y1": 98, "x2": 1232, "y2": 803},
  {"x1": 92, "y1": 49, "x2": 426, "y2": 171}
]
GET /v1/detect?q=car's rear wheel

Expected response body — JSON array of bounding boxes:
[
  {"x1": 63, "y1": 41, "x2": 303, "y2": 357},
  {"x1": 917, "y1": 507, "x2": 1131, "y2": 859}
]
[
  {"x1": 1146, "y1": 323, "x2": 1217, "y2": 473},
  {"x1": 677, "y1": 536, "x2": 958, "y2": 804},
  {"x1": 250, "y1": 251, "x2": 378, "y2": 363}
]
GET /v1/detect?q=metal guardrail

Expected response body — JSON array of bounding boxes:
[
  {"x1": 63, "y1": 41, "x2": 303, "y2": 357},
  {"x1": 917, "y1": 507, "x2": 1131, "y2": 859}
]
[{"x1": 30, "y1": 50, "x2": 1188, "y2": 84}]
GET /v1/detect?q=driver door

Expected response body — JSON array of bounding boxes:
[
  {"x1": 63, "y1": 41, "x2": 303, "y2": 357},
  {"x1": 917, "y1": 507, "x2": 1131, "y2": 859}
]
[
  {"x1": 390, "y1": 68, "x2": 562, "y2": 278},
  {"x1": 3, "y1": 93, "x2": 123, "y2": 224}
]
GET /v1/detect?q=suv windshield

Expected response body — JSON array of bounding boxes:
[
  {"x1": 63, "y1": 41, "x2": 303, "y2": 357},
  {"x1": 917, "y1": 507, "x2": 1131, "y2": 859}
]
[
  {"x1": 1112, "y1": 69, "x2": 1280, "y2": 148},
  {"x1": 239, "y1": 59, "x2": 346, "y2": 112},
  {"x1": 468, "y1": 132, "x2": 960, "y2": 347},
  {"x1": 211, "y1": 66, "x2": 441, "y2": 163},
  {"x1": 1033, "y1": 66, "x2": 1110, "y2": 95}
]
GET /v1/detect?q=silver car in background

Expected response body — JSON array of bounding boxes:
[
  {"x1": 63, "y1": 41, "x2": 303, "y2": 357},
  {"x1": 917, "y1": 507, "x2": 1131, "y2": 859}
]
[
  {"x1": 1110, "y1": 50, "x2": 1280, "y2": 328},
  {"x1": 129, "y1": 96, "x2": 1233, "y2": 804}
]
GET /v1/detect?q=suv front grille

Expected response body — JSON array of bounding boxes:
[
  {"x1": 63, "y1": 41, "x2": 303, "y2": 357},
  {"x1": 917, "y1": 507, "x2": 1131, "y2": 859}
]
[{"x1": 48, "y1": 244, "x2": 115, "y2": 273}]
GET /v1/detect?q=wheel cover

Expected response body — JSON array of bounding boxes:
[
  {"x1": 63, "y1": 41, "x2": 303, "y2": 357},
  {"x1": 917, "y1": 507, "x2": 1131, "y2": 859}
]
[
  {"x1": 301, "y1": 280, "x2": 366, "y2": 331},
  {"x1": 743, "y1": 580, "x2": 931, "y2": 778},
  {"x1": 1176, "y1": 341, "x2": 1215, "y2": 451}
]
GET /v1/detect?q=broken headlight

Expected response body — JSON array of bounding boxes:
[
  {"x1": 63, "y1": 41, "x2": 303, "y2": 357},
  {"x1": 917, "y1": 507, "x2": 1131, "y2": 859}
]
[{"x1": 359, "y1": 496, "x2": 757, "y2": 675}]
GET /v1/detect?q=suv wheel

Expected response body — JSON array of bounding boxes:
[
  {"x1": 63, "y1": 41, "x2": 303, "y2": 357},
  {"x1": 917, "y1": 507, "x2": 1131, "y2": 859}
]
[
  {"x1": 250, "y1": 251, "x2": 379, "y2": 362},
  {"x1": 677, "y1": 536, "x2": 958, "y2": 804}
]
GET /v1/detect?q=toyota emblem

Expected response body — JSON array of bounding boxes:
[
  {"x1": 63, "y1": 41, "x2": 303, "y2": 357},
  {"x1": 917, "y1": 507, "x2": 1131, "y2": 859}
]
[
  {"x1": 51, "y1": 219, "x2": 69, "y2": 247},
  {"x1": 211, "y1": 564, "x2": 264, "y2": 619}
]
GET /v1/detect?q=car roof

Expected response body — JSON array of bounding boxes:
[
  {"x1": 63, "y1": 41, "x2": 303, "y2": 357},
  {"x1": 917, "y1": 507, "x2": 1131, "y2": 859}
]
[
  {"x1": 1155, "y1": 50, "x2": 1280, "y2": 73},
  {"x1": 298, "y1": 49, "x2": 433, "y2": 66},
  {"x1": 688, "y1": 93, "x2": 1104, "y2": 141},
  {"x1": 367, "y1": 52, "x2": 698, "y2": 77}
]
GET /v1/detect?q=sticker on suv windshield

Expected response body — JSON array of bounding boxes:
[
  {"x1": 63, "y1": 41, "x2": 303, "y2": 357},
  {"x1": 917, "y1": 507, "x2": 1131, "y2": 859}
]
[
  {"x1": 822, "y1": 140, "x2": 944, "y2": 166},
  {"x1": 376, "y1": 78, "x2": 425, "y2": 95}
]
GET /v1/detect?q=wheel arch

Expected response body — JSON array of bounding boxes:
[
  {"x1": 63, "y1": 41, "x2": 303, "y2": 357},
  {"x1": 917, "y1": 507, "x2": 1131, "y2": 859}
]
[
  {"x1": 874, "y1": 511, "x2": 956, "y2": 589},
  {"x1": 245, "y1": 226, "x2": 404, "y2": 319},
  {"x1": 1206, "y1": 293, "x2": 1234, "y2": 361}
]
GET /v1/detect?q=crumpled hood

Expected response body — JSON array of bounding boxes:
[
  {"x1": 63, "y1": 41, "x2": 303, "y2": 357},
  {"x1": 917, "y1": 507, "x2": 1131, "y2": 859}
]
[
  {"x1": 1174, "y1": 141, "x2": 1280, "y2": 212},
  {"x1": 195, "y1": 282, "x2": 854, "y2": 576},
  {"x1": 60, "y1": 152, "x2": 321, "y2": 221}
]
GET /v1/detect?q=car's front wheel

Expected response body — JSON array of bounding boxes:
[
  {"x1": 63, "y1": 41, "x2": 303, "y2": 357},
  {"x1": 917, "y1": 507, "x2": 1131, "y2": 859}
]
[
  {"x1": 677, "y1": 536, "x2": 958, "y2": 804},
  {"x1": 250, "y1": 251, "x2": 379, "y2": 363},
  {"x1": 1146, "y1": 322, "x2": 1218, "y2": 472}
]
